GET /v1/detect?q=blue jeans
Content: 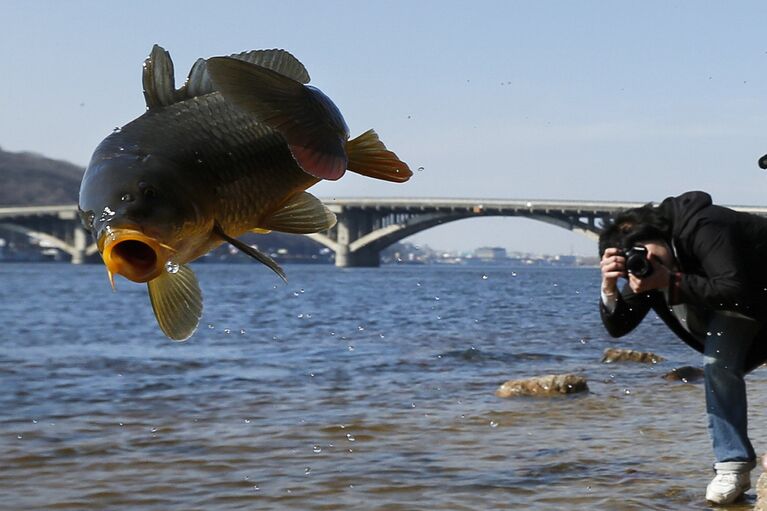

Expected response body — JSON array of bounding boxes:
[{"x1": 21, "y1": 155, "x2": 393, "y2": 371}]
[{"x1": 703, "y1": 312, "x2": 761, "y2": 467}]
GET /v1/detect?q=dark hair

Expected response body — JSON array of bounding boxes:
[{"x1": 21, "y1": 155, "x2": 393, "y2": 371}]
[{"x1": 598, "y1": 203, "x2": 672, "y2": 256}]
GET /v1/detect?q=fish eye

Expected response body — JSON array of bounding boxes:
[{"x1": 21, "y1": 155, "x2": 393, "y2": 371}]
[{"x1": 138, "y1": 181, "x2": 158, "y2": 199}]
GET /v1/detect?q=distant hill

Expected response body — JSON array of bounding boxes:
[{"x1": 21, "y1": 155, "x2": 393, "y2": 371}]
[{"x1": 0, "y1": 146, "x2": 84, "y2": 206}]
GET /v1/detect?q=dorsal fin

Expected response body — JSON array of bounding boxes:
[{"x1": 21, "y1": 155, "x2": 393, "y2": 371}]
[
  {"x1": 180, "y1": 49, "x2": 311, "y2": 99},
  {"x1": 142, "y1": 46, "x2": 310, "y2": 109},
  {"x1": 142, "y1": 44, "x2": 180, "y2": 109}
]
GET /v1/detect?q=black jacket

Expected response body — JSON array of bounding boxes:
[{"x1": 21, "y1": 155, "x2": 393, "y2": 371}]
[{"x1": 600, "y1": 191, "x2": 767, "y2": 372}]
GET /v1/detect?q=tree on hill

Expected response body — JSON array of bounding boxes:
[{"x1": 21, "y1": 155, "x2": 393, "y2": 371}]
[{"x1": 0, "y1": 146, "x2": 84, "y2": 206}]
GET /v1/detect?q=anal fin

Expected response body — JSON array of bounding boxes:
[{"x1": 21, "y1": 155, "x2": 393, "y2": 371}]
[
  {"x1": 261, "y1": 192, "x2": 337, "y2": 234},
  {"x1": 147, "y1": 264, "x2": 203, "y2": 341},
  {"x1": 214, "y1": 222, "x2": 287, "y2": 282}
]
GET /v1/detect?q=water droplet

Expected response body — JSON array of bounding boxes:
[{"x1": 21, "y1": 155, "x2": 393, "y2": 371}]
[
  {"x1": 417, "y1": 166, "x2": 425, "y2": 172},
  {"x1": 244, "y1": 418, "x2": 251, "y2": 424},
  {"x1": 17, "y1": 435, "x2": 22, "y2": 439},
  {"x1": 346, "y1": 434, "x2": 356, "y2": 442},
  {"x1": 379, "y1": 333, "x2": 385, "y2": 339},
  {"x1": 207, "y1": 324, "x2": 215, "y2": 329},
  {"x1": 165, "y1": 261, "x2": 180, "y2": 274},
  {"x1": 358, "y1": 325, "x2": 365, "y2": 331},
  {"x1": 32, "y1": 419, "x2": 37, "y2": 424},
  {"x1": 416, "y1": 282, "x2": 421, "y2": 287},
  {"x1": 511, "y1": 272, "x2": 518, "y2": 277},
  {"x1": 151, "y1": 427, "x2": 158, "y2": 433},
  {"x1": 253, "y1": 485, "x2": 260, "y2": 491},
  {"x1": 348, "y1": 345, "x2": 355, "y2": 352},
  {"x1": 224, "y1": 328, "x2": 231, "y2": 334},
  {"x1": 580, "y1": 338, "x2": 587, "y2": 344},
  {"x1": 119, "y1": 422, "x2": 124, "y2": 426},
  {"x1": 118, "y1": 146, "x2": 125, "y2": 151},
  {"x1": 239, "y1": 329, "x2": 246, "y2": 335},
  {"x1": 113, "y1": 127, "x2": 121, "y2": 133},
  {"x1": 624, "y1": 389, "x2": 631, "y2": 395},
  {"x1": 304, "y1": 467, "x2": 312, "y2": 475},
  {"x1": 490, "y1": 421, "x2": 499, "y2": 428},
  {"x1": 298, "y1": 313, "x2": 304, "y2": 319},
  {"x1": 482, "y1": 274, "x2": 488, "y2": 280},
  {"x1": 434, "y1": 296, "x2": 440, "y2": 301},
  {"x1": 313, "y1": 445, "x2": 322, "y2": 453},
  {"x1": 293, "y1": 291, "x2": 300, "y2": 297}
]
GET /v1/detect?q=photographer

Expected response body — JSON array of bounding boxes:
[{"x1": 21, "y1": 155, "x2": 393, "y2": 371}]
[{"x1": 599, "y1": 191, "x2": 767, "y2": 504}]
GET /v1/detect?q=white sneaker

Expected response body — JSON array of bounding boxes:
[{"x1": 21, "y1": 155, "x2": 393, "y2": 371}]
[{"x1": 705, "y1": 470, "x2": 751, "y2": 504}]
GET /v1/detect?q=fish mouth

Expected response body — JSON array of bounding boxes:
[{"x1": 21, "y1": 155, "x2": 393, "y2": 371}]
[{"x1": 101, "y1": 229, "x2": 169, "y2": 283}]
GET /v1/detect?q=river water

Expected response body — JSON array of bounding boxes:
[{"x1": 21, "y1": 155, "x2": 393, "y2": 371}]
[{"x1": 2, "y1": 262, "x2": 767, "y2": 510}]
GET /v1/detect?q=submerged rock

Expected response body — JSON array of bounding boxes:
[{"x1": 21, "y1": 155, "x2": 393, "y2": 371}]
[
  {"x1": 495, "y1": 374, "x2": 589, "y2": 398},
  {"x1": 601, "y1": 348, "x2": 664, "y2": 364},
  {"x1": 662, "y1": 366, "x2": 705, "y2": 383}
]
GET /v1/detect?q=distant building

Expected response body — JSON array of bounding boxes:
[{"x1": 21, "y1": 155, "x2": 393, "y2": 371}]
[
  {"x1": 474, "y1": 246, "x2": 508, "y2": 261},
  {"x1": 552, "y1": 254, "x2": 577, "y2": 265}
]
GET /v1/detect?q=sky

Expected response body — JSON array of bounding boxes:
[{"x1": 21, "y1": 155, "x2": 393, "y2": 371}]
[{"x1": 2, "y1": 1, "x2": 766, "y2": 256}]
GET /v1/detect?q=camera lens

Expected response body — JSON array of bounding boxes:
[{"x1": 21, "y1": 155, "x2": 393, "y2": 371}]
[{"x1": 625, "y1": 246, "x2": 653, "y2": 278}]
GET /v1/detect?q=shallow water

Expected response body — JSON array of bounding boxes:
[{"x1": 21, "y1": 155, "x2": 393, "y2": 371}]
[{"x1": 1, "y1": 263, "x2": 766, "y2": 510}]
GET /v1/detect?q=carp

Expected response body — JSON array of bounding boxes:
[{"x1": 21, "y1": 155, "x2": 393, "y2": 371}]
[{"x1": 78, "y1": 45, "x2": 411, "y2": 340}]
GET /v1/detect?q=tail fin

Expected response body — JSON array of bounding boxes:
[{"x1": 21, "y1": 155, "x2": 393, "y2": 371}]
[{"x1": 345, "y1": 130, "x2": 412, "y2": 183}]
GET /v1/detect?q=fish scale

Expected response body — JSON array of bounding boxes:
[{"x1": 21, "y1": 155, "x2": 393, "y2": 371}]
[{"x1": 114, "y1": 92, "x2": 315, "y2": 236}]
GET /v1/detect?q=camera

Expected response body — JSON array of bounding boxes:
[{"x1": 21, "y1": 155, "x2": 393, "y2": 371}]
[{"x1": 624, "y1": 246, "x2": 653, "y2": 278}]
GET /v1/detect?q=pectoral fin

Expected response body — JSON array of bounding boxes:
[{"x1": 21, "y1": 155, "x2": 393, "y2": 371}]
[
  {"x1": 261, "y1": 192, "x2": 337, "y2": 234},
  {"x1": 206, "y1": 57, "x2": 349, "y2": 180},
  {"x1": 214, "y1": 222, "x2": 287, "y2": 282},
  {"x1": 147, "y1": 264, "x2": 203, "y2": 341}
]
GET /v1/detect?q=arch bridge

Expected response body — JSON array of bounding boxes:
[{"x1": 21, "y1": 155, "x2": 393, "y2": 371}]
[{"x1": 3, "y1": 199, "x2": 767, "y2": 267}]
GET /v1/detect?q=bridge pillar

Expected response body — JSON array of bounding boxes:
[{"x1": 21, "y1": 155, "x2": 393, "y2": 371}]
[
  {"x1": 70, "y1": 226, "x2": 88, "y2": 265},
  {"x1": 335, "y1": 246, "x2": 380, "y2": 267},
  {"x1": 333, "y1": 209, "x2": 381, "y2": 267}
]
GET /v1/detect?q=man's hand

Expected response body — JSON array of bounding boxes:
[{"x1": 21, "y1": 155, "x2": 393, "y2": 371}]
[
  {"x1": 628, "y1": 256, "x2": 671, "y2": 294},
  {"x1": 600, "y1": 247, "x2": 625, "y2": 297}
]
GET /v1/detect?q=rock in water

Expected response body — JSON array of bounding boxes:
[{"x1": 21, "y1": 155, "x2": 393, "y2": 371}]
[
  {"x1": 495, "y1": 374, "x2": 589, "y2": 398},
  {"x1": 601, "y1": 348, "x2": 664, "y2": 364},
  {"x1": 662, "y1": 366, "x2": 704, "y2": 383},
  {"x1": 755, "y1": 471, "x2": 767, "y2": 511}
]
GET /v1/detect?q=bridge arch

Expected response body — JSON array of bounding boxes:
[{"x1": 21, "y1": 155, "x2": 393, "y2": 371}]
[
  {"x1": 0, "y1": 205, "x2": 98, "y2": 264},
  {"x1": 315, "y1": 199, "x2": 630, "y2": 266}
]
